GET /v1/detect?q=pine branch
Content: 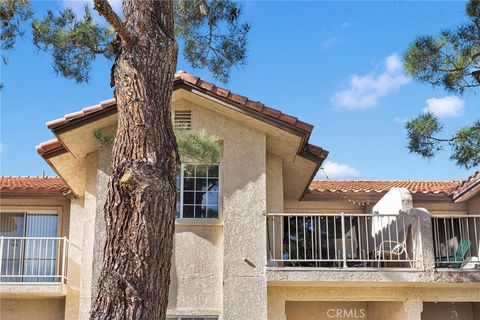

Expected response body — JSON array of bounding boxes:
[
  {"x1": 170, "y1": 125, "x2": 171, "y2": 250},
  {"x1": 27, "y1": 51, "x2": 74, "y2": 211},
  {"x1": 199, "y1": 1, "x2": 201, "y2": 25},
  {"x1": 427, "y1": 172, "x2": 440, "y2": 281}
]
[{"x1": 93, "y1": 0, "x2": 134, "y2": 46}]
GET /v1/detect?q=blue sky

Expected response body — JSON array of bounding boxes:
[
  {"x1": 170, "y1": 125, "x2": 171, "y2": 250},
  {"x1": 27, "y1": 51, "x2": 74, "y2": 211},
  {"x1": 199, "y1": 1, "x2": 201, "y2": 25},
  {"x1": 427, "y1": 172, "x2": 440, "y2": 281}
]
[{"x1": 1, "y1": 1, "x2": 478, "y2": 181}]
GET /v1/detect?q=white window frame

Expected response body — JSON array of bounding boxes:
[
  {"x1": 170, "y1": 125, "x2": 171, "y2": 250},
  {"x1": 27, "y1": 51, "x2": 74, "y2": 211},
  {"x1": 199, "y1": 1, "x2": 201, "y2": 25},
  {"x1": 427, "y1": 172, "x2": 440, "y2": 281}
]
[{"x1": 176, "y1": 163, "x2": 220, "y2": 220}]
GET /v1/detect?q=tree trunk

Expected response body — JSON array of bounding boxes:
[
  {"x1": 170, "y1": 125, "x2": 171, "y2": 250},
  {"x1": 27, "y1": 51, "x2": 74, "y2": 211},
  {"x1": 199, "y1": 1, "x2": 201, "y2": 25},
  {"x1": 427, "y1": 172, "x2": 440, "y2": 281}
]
[{"x1": 90, "y1": 1, "x2": 179, "y2": 319}]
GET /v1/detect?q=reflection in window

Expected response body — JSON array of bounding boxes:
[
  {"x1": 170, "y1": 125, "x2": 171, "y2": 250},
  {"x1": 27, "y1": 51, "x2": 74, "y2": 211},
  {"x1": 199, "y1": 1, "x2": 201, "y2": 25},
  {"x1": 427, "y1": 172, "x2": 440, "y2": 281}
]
[{"x1": 176, "y1": 164, "x2": 219, "y2": 219}]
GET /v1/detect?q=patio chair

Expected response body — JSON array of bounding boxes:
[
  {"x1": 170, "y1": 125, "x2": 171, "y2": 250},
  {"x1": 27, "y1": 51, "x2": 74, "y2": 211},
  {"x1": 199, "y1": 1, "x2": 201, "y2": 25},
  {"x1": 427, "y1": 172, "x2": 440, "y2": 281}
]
[
  {"x1": 374, "y1": 240, "x2": 412, "y2": 268},
  {"x1": 435, "y1": 239, "x2": 471, "y2": 268}
]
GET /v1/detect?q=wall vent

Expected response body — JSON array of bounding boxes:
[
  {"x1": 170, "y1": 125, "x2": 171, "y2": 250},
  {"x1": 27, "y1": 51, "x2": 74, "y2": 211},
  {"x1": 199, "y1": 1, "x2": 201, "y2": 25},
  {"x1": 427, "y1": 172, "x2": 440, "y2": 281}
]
[{"x1": 174, "y1": 110, "x2": 192, "y2": 130}]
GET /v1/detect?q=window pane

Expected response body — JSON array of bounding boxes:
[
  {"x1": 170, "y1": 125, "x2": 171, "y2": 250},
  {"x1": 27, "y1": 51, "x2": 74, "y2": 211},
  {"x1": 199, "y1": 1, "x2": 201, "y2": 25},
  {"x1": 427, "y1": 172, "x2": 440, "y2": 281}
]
[
  {"x1": 184, "y1": 165, "x2": 195, "y2": 177},
  {"x1": 196, "y1": 165, "x2": 208, "y2": 177},
  {"x1": 208, "y1": 165, "x2": 219, "y2": 178},
  {"x1": 25, "y1": 214, "x2": 58, "y2": 282},
  {"x1": 176, "y1": 175, "x2": 181, "y2": 189},
  {"x1": 207, "y1": 179, "x2": 218, "y2": 192},
  {"x1": 207, "y1": 192, "x2": 218, "y2": 207},
  {"x1": 195, "y1": 191, "x2": 206, "y2": 206},
  {"x1": 195, "y1": 205, "x2": 206, "y2": 218},
  {"x1": 176, "y1": 191, "x2": 181, "y2": 218},
  {"x1": 183, "y1": 206, "x2": 194, "y2": 218},
  {"x1": 0, "y1": 213, "x2": 25, "y2": 237},
  {"x1": 184, "y1": 178, "x2": 195, "y2": 191},
  {"x1": 184, "y1": 192, "x2": 195, "y2": 205},
  {"x1": 195, "y1": 178, "x2": 207, "y2": 191},
  {"x1": 207, "y1": 206, "x2": 218, "y2": 218}
]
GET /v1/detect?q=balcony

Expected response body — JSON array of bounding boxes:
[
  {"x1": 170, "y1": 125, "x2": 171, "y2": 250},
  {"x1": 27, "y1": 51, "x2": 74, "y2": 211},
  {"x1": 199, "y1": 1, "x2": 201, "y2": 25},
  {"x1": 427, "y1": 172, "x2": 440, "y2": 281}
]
[
  {"x1": 267, "y1": 212, "x2": 418, "y2": 269},
  {"x1": 0, "y1": 236, "x2": 70, "y2": 297},
  {"x1": 266, "y1": 211, "x2": 480, "y2": 284},
  {"x1": 432, "y1": 215, "x2": 480, "y2": 269}
]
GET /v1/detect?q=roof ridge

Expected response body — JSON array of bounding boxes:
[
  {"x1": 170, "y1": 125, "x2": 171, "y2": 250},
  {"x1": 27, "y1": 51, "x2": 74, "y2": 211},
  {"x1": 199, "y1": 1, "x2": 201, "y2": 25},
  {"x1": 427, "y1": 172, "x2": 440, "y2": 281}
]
[
  {"x1": 452, "y1": 170, "x2": 480, "y2": 200},
  {"x1": 39, "y1": 71, "x2": 329, "y2": 162}
]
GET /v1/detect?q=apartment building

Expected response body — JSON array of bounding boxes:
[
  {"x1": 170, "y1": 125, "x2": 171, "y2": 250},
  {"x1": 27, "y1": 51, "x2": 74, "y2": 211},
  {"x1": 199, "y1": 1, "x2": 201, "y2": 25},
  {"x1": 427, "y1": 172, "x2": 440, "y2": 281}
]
[{"x1": 1, "y1": 71, "x2": 479, "y2": 320}]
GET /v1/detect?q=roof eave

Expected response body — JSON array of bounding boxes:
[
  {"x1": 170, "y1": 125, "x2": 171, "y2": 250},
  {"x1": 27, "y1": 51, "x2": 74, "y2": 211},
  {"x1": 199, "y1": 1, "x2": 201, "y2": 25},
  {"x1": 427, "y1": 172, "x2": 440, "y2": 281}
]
[{"x1": 453, "y1": 179, "x2": 480, "y2": 202}]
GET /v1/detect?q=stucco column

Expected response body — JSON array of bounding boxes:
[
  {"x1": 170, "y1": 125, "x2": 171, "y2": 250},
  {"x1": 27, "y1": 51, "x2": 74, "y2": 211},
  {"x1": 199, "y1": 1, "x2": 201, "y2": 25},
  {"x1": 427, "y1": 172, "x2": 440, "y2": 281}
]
[
  {"x1": 90, "y1": 146, "x2": 112, "y2": 306},
  {"x1": 64, "y1": 199, "x2": 85, "y2": 320},
  {"x1": 222, "y1": 129, "x2": 268, "y2": 320},
  {"x1": 403, "y1": 300, "x2": 423, "y2": 320},
  {"x1": 78, "y1": 152, "x2": 99, "y2": 320},
  {"x1": 267, "y1": 287, "x2": 286, "y2": 320},
  {"x1": 411, "y1": 208, "x2": 435, "y2": 270}
]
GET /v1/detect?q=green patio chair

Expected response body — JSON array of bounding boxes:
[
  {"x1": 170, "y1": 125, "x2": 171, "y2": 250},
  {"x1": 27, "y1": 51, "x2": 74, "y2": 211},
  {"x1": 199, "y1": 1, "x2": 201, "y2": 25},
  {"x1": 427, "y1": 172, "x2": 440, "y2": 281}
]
[{"x1": 436, "y1": 239, "x2": 471, "y2": 268}]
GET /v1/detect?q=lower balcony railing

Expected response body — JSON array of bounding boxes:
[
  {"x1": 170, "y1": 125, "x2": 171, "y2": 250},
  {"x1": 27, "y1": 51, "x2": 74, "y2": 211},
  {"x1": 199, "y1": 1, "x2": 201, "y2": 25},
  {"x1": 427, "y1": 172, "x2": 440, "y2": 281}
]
[
  {"x1": 267, "y1": 213, "x2": 418, "y2": 268},
  {"x1": 0, "y1": 237, "x2": 69, "y2": 283},
  {"x1": 432, "y1": 215, "x2": 480, "y2": 269}
]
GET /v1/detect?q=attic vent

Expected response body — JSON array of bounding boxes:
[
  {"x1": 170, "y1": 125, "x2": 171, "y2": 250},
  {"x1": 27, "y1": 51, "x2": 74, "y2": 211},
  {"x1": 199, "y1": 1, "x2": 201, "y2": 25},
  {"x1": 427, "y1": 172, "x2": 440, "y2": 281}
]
[{"x1": 174, "y1": 110, "x2": 192, "y2": 130}]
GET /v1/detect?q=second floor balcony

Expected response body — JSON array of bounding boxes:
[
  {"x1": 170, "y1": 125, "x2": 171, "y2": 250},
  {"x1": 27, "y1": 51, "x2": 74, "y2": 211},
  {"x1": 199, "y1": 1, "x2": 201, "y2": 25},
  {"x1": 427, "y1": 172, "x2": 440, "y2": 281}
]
[
  {"x1": 0, "y1": 236, "x2": 70, "y2": 297},
  {"x1": 266, "y1": 211, "x2": 480, "y2": 276}
]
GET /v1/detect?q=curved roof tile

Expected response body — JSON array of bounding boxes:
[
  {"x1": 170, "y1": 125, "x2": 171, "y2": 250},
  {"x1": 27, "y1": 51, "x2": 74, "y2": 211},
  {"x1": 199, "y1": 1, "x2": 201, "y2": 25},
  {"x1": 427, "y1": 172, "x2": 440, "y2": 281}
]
[
  {"x1": 0, "y1": 176, "x2": 68, "y2": 194},
  {"x1": 309, "y1": 180, "x2": 461, "y2": 195}
]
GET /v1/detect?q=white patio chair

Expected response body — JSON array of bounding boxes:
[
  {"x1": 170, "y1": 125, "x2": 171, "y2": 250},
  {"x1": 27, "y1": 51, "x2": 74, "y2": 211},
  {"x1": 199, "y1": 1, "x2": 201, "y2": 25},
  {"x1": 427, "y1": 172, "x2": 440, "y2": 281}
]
[{"x1": 374, "y1": 240, "x2": 412, "y2": 268}]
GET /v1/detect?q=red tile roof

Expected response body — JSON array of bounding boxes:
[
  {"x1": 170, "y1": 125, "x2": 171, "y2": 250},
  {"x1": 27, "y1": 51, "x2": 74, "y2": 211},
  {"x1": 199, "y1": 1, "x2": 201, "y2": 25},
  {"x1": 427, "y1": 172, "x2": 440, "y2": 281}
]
[
  {"x1": 46, "y1": 98, "x2": 116, "y2": 130},
  {"x1": 41, "y1": 71, "x2": 328, "y2": 160},
  {"x1": 309, "y1": 180, "x2": 461, "y2": 195},
  {"x1": 452, "y1": 170, "x2": 480, "y2": 200},
  {"x1": 36, "y1": 138, "x2": 64, "y2": 156},
  {"x1": 0, "y1": 176, "x2": 68, "y2": 194},
  {"x1": 174, "y1": 71, "x2": 316, "y2": 134}
]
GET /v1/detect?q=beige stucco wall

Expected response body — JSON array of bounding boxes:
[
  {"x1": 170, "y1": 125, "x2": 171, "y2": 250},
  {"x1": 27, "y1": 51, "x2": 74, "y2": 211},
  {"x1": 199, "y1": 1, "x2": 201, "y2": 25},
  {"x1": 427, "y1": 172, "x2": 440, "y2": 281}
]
[
  {"x1": 284, "y1": 199, "x2": 369, "y2": 214},
  {"x1": 175, "y1": 99, "x2": 268, "y2": 319},
  {"x1": 0, "y1": 298, "x2": 65, "y2": 320},
  {"x1": 367, "y1": 301, "x2": 407, "y2": 320},
  {"x1": 64, "y1": 197, "x2": 83, "y2": 320},
  {"x1": 168, "y1": 223, "x2": 223, "y2": 316},
  {"x1": 285, "y1": 301, "x2": 367, "y2": 320},
  {"x1": 77, "y1": 152, "x2": 98, "y2": 320},
  {"x1": 467, "y1": 194, "x2": 480, "y2": 214},
  {"x1": 415, "y1": 201, "x2": 468, "y2": 215},
  {"x1": 285, "y1": 198, "x2": 468, "y2": 216},
  {"x1": 268, "y1": 286, "x2": 480, "y2": 320},
  {"x1": 267, "y1": 153, "x2": 283, "y2": 214}
]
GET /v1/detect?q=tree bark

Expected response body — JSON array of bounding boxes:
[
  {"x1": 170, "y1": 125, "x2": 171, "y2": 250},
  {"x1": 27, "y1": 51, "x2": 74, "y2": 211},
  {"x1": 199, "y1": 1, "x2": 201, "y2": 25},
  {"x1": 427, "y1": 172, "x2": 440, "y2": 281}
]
[{"x1": 90, "y1": 1, "x2": 179, "y2": 319}]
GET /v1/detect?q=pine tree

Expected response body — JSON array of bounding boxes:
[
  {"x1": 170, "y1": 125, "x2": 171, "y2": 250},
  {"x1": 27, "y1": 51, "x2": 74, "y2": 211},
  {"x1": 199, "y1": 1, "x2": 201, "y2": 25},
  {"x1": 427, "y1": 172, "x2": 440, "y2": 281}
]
[
  {"x1": 403, "y1": 0, "x2": 479, "y2": 169},
  {"x1": 1, "y1": 0, "x2": 249, "y2": 318}
]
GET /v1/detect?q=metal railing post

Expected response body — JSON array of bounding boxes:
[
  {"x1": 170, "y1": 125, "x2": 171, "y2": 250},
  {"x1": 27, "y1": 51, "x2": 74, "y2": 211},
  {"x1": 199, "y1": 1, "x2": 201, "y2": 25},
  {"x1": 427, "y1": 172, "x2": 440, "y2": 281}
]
[
  {"x1": 341, "y1": 212, "x2": 347, "y2": 268},
  {"x1": 61, "y1": 237, "x2": 67, "y2": 284},
  {"x1": 0, "y1": 236, "x2": 3, "y2": 279}
]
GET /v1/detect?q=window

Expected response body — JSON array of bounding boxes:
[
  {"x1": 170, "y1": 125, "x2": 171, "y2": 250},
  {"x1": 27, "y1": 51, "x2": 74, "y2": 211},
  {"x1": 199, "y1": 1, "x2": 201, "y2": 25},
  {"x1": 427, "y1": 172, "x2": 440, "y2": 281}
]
[
  {"x1": 176, "y1": 164, "x2": 219, "y2": 219},
  {"x1": 0, "y1": 212, "x2": 59, "y2": 282}
]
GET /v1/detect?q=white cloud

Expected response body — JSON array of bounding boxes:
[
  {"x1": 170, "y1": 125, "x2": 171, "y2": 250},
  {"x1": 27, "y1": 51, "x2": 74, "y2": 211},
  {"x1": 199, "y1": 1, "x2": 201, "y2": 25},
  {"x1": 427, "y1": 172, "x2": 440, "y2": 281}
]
[
  {"x1": 422, "y1": 96, "x2": 465, "y2": 118},
  {"x1": 341, "y1": 21, "x2": 351, "y2": 28},
  {"x1": 321, "y1": 161, "x2": 360, "y2": 179},
  {"x1": 393, "y1": 117, "x2": 409, "y2": 124},
  {"x1": 0, "y1": 143, "x2": 4, "y2": 154},
  {"x1": 330, "y1": 53, "x2": 411, "y2": 110},
  {"x1": 323, "y1": 37, "x2": 339, "y2": 48}
]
